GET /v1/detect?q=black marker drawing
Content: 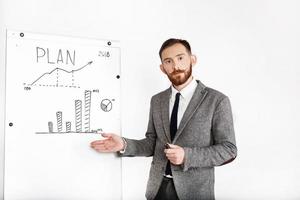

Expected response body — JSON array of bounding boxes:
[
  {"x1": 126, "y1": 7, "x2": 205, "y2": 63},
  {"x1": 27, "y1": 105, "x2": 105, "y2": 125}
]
[
  {"x1": 66, "y1": 122, "x2": 71, "y2": 133},
  {"x1": 84, "y1": 90, "x2": 91, "y2": 132},
  {"x1": 75, "y1": 100, "x2": 82, "y2": 132},
  {"x1": 56, "y1": 111, "x2": 63, "y2": 132},
  {"x1": 36, "y1": 47, "x2": 76, "y2": 66},
  {"x1": 36, "y1": 90, "x2": 106, "y2": 134},
  {"x1": 101, "y1": 99, "x2": 113, "y2": 112},
  {"x1": 24, "y1": 61, "x2": 93, "y2": 88},
  {"x1": 48, "y1": 122, "x2": 53, "y2": 133}
]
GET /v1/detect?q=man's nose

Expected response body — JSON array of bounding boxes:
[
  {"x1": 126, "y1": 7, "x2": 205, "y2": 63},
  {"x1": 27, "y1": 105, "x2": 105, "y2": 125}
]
[{"x1": 173, "y1": 61, "x2": 180, "y2": 70}]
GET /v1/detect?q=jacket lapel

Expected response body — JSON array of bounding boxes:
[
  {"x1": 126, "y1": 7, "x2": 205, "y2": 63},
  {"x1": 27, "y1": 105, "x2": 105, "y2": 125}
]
[
  {"x1": 160, "y1": 87, "x2": 172, "y2": 143},
  {"x1": 173, "y1": 80, "x2": 207, "y2": 143}
]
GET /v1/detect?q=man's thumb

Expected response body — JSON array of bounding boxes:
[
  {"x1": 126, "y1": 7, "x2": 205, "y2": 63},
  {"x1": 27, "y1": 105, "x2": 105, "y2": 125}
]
[{"x1": 101, "y1": 133, "x2": 113, "y2": 138}]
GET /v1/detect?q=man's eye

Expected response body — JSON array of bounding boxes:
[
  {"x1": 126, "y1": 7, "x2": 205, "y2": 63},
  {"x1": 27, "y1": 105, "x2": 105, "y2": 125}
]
[{"x1": 179, "y1": 56, "x2": 183, "y2": 60}]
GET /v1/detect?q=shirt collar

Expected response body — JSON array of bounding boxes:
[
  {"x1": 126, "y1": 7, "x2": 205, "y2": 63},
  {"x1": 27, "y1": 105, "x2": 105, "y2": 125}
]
[{"x1": 170, "y1": 77, "x2": 198, "y2": 100}]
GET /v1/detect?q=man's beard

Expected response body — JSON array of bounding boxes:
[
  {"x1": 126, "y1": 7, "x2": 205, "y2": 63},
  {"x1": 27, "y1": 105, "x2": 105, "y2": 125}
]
[{"x1": 167, "y1": 64, "x2": 192, "y2": 86}]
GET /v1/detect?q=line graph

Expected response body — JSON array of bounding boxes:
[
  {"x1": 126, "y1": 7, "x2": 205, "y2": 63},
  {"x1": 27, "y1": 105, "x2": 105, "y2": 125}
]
[{"x1": 24, "y1": 61, "x2": 93, "y2": 88}]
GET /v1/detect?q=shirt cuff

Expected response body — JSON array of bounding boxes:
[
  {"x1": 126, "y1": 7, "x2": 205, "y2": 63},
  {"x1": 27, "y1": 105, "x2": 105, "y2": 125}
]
[{"x1": 119, "y1": 137, "x2": 127, "y2": 154}]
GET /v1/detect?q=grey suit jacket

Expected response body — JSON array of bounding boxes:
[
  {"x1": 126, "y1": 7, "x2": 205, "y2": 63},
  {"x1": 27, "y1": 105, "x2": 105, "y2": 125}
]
[{"x1": 121, "y1": 80, "x2": 237, "y2": 200}]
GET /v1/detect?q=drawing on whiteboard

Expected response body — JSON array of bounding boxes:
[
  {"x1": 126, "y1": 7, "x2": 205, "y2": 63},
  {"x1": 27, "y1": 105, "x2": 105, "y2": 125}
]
[
  {"x1": 5, "y1": 31, "x2": 122, "y2": 199},
  {"x1": 36, "y1": 47, "x2": 76, "y2": 66},
  {"x1": 36, "y1": 89, "x2": 104, "y2": 134},
  {"x1": 101, "y1": 99, "x2": 113, "y2": 112},
  {"x1": 23, "y1": 61, "x2": 93, "y2": 88}
]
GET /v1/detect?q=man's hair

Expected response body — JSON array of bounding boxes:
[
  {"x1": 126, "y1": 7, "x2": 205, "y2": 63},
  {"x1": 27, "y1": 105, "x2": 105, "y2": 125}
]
[{"x1": 159, "y1": 38, "x2": 192, "y2": 60}]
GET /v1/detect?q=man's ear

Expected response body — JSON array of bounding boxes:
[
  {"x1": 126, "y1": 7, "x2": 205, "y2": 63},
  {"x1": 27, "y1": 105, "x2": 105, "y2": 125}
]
[
  {"x1": 160, "y1": 64, "x2": 167, "y2": 74},
  {"x1": 191, "y1": 55, "x2": 197, "y2": 67}
]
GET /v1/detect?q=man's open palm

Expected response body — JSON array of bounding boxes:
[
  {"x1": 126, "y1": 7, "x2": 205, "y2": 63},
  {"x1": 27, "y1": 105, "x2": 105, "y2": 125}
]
[{"x1": 90, "y1": 133, "x2": 124, "y2": 153}]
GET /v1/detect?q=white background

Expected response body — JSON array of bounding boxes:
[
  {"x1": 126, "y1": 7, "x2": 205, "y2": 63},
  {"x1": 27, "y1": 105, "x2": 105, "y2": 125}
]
[{"x1": 1, "y1": 0, "x2": 300, "y2": 199}]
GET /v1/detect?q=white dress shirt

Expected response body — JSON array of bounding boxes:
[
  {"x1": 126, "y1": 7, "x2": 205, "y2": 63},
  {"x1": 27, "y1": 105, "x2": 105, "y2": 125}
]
[
  {"x1": 121, "y1": 78, "x2": 198, "y2": 153},
  {"x1": 169, "y1": 77, "x2": 198, "y2": 128}
]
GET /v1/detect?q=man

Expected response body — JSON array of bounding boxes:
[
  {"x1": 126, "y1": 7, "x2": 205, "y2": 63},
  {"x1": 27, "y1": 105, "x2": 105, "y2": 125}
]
[{"x1": 91, "y1": 38, "x2": 237, "y2": 200}]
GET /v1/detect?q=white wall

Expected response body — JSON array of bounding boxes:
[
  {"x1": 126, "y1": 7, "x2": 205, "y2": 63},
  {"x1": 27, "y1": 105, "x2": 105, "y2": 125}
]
[{"x1": 1, "y1": 0, "x2": 300, "y2": 199}]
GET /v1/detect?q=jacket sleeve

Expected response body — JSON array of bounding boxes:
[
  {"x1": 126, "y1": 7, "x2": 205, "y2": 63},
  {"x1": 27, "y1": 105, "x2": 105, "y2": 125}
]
[
  {"x1": 119, "y1": 97, "x2": 157, "y2": 157},
  {"x1": 182, "y1": 96, "x2": 237, "y2": 171}
]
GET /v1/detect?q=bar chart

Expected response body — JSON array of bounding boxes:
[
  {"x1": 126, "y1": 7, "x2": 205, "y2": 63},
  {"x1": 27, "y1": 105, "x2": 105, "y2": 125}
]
[{"x1": 36, "y1": 90, "x2": 103, "y2": 134}]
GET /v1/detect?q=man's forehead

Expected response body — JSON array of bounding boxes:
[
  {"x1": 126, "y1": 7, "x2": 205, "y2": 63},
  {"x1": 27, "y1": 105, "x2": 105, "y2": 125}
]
[{"x1": 161, "y1": 43, "x2": 189, "y2": 59}]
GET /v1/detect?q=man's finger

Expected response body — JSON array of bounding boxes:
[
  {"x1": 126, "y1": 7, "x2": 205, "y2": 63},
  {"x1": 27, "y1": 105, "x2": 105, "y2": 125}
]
[
  {"x1": 166, "y1": 154, "x2": 177, "y2": 159},
  {"x1": 91, "y1": 140, "x2": 113, "y2": 148},
  {"x1": 92, "y1": 144, "x2": 113, "y2": 152},
  {"x1": 164, "y1": 149, "x2": 178, "y2": 154},
  {"x1": 168, "y1": 144, "x2": 180, "y2": 149},
  {"x1": 91, "y1": 143, "x2": 106, "y2": 149},
  {"x1": 90, "y1": 140, "x2": 106, "y2": 146},
  {"x1": 168, "y1": 157, "x2": 178, "y2": 164},
  {"x1": 101, "y1": 133, "x2": 113, "y2": 138}
]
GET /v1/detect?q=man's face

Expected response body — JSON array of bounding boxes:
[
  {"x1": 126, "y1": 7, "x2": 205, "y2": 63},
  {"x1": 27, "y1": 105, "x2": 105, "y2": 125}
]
[{"x1": 160, "y1": 43, "x2": 196, "y2": 86}]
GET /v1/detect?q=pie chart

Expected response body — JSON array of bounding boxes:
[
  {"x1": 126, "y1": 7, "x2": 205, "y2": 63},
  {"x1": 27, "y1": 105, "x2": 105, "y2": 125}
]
[{"x1": 101, "y1": 99, "x2": 112, "y2": 112}]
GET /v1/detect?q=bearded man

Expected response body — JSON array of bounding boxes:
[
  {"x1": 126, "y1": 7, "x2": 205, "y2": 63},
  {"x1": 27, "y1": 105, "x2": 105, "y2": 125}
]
[{"x1": 91, "y1": 38, "x2": 237, "y2": 200}]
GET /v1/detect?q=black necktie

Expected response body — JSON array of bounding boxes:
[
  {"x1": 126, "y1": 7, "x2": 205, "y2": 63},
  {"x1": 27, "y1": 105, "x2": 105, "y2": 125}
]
[
  {"x1": 165, "y1": 92, "x2": 180, "y2": 176},
  {"x1": 170, "y1": 92, "x2": 181, "y2": 141}
]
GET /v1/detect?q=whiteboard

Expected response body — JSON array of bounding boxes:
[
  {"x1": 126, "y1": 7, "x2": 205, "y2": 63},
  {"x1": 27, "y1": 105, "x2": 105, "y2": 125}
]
[{"x1": 4, "y1": 30, "x2": 122, "y2": 200}]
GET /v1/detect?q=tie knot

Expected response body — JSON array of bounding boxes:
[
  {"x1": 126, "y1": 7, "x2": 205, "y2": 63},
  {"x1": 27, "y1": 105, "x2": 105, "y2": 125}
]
[{"x1": 175, "y1": 92, "x2": 181, "y2": 100}]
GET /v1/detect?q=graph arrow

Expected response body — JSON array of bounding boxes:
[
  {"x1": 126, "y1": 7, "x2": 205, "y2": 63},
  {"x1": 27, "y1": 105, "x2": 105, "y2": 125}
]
[{"x1": 30, "y1": 61, "x2": 93, "y2": 85}]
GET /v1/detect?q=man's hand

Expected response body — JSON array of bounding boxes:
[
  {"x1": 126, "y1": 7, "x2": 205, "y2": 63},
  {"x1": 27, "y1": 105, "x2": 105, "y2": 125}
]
[
  {"x1": 90, "y1": 133, "x2": 124, "y2": 153},
  {"x1": 164, "y1": 144, "x2": 185, "y2": 165}
]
